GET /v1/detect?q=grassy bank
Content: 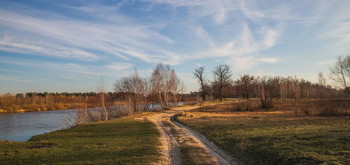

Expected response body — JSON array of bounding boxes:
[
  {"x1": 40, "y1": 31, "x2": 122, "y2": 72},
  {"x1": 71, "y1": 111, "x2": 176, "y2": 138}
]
[
  {"x1": 0, "y1": 116, "x2": 161, "y2": 164},
  {"x1": 177, "y1": 111, "x2": 350, "y2": 164}
]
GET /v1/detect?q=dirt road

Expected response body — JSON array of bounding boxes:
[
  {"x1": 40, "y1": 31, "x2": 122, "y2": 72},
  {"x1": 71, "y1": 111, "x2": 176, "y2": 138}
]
[{"x1": 146, "y1": 107, "x2": 241, "y2": 165}]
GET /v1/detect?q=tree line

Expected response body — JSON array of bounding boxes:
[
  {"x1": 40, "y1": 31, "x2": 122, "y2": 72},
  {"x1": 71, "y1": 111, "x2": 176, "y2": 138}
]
[
  {"x1": 194, "y1": 56, "x2": 350, "y2": 107},
  {"x1": 0, "y1": 91, "x2": 154, "y2": 112},
  {"x1": 0, "y1": 63, "x2": 186, "y2": 115}
]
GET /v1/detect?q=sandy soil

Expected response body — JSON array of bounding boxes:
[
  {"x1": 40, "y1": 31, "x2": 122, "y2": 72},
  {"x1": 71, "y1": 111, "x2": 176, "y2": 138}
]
[{"x1": 146, "y1": 106, "x2": 241, "y2": 165}]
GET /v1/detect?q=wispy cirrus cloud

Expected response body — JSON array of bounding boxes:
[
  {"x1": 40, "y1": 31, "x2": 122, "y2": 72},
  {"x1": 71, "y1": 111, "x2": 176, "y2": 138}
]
[
  {"x1": 182, "y1": 23, "x2": 281, "y2": 70},
  {"x1": 106, "y1": 62, "x2": 134, "y2": 72},
  {"x1": 143, "y1": 0, "x2": 285, "y2": 69},
  {"x1": 0, "y1": 6, "x2": 174, "y2": 62},
  {"x1": 0, "y1": 75, "x2": 36, "y2": 83},
  {"x1": 1, "y1": 0, "x2": 350, "y2": 94},
  {"x1": 0, "y1": 57, "x2": 133, "y2": 79},
  {"x1": 0, "y1": 0, "x2": 287, "y2": 69}
]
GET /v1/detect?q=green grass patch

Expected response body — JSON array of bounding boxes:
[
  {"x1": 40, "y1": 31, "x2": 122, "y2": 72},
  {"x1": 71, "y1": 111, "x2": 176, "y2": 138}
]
[
  {"x1": 177, "y1": 114, "x2": 350, "y2": 165},
  {"x1": 0, "y1": 118, "x2": 161, "y2": 164}
]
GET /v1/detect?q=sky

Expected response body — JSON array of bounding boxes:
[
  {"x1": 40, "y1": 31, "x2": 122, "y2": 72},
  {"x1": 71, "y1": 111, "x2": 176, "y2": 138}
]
[{"x1": 1, "y1": 0, "x2": 350, "y2": 94}]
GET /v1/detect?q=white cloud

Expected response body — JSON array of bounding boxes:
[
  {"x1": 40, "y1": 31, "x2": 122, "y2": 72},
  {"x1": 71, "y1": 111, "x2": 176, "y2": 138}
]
[
  {"x1": 0, "y1": 68, "x2": 27, "y2": 74},
  {"x1": 317, "y1": 60, "x2": 335, "y2": 66},
  {"x1": 2, "y1": 0, "x2": 346, "y2": 70},
  {"x1": 230, "y1": 56, "x2": 256, "y2": 71},
  {"x1": 0, "y1": 1, "x2": 287, "y2": 67},
  {"x1": 322, "y1": 22, "x2": 350, "y2": 55},
  {"x1": 0, "y1": 57, "x2": 132, "y2": 78},
  {"x1": 186, "y1": 23, "x2": 281, "y2": 70},
  {"x1": 106, "y1": 62, "x2": 134, "y2": 71},
  {"x1": 238, "y1": 0, "x2": 265, "y2": 22},
  {"x1": 0, "y1": 7, "x2": 173, "y2": 62},
  {"x1": 259, "y1": 58, "x2": 279, "y2": 63},
  {"x1": 0, "y1": 76, "x2": 36, "y2": 83},
  {"x1": 196, "y1": 63, "x2": 203, "y2": 67},
  {"x1": 261, "y1": 27, "x2": 280, "y2": 49}
]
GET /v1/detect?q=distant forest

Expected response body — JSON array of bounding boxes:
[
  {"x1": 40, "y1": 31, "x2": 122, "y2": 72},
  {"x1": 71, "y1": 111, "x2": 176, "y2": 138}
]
[
  {"x1": 0, "y1": 63, "x2": 189, "y2": 113},
  {"x1": 0, "y1": 92, "x2": 194, "y2": 113},
  {"x1": 192, "y1": 56, "x2": 350, "y2": 103},
  {"x1": 1, "y1": 56, "x2": 349, "y2": 113}
]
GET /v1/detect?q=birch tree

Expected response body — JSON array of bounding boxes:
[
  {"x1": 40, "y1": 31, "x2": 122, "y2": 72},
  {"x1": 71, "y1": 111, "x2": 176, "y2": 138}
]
[
  {"x1": 151, "y1": 63, "x2": 183, "y2": 108},
  {"x1": 97, "y1": 78, "x2": 108, "y2": 121}
]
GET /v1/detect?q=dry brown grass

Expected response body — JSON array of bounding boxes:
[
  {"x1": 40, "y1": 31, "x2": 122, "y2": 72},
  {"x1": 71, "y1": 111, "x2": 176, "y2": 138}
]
[
  {"x1": 298, "y1": 99, "x2": 350, "y2": 116},
  {"x1": 190, "y1": 98, "x2": 350, "y2": 116},
  {"x1": 177, "y1": 102, "x2": 350, "y2": 164},
  {"x1": 180, "y1": 110, "x2": 298, "y2": 120}
]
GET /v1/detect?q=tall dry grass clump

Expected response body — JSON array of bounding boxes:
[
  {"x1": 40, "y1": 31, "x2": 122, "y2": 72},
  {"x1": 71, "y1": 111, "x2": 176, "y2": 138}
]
[
  {"x1": 233, "y1": 101, "x2": 254, "y2": 111},
  {"x1": 195, "y1": 101, "x2": 260, "y2": 112},
  {"x1": 259, "y1": 98, "x2": 274, "y2": 109},
  {"x1": 301, "y1": 99, "x2": 350, "y2": 116}
]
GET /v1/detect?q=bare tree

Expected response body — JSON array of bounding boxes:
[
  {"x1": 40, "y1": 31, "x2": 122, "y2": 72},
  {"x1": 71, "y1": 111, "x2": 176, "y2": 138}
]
[
  {"x1": 194, "y1": 66, "x2": 207, "y2": 101},
  {"x1": 330, "y1": 56, "x2": 350, "y2": 94},
  {"x1": 151, "y1": 63, "x2": 183, "y2": 108},
  {"x1": 318, "y1": 72, "x2": 326, "y2": 86},
  {"x1": 114, "y1": 69, "x2": 150, "y2": 113},
  {"x1": 258, "y1": 77, "x2": 275, "y2": 109},
  {"x1": 97, "y1": 78, "x2": 108, "y2": 121},
  {"x1": 169, "y1": 70, "x2": 184, "y2": 104},
  {"x1": 235, "y1": 75, "x2": 255, "y2": 100},
  {"x1": 151, "y1": 64, "x2": 166, "y2": 107},
  {"x1": 213, "y1": 64, "x2": 232, "y2": 101},
  {"x1": 74, "y1": 96, "x2": 88, "y2": 125}
]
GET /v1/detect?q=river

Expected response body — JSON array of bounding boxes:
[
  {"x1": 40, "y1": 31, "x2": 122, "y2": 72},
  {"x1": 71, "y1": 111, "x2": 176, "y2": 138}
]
[
  {"x1": 0, "y1": 109, "x2": 76, "y2": 141},
  {"x1": 0, "y1": 102, "x2": 186, "y2": 142}
]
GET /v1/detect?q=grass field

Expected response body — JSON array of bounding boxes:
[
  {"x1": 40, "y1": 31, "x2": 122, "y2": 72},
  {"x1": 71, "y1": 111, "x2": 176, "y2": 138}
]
[
  {"x1": 0, "y1": 116, "x2": 161, "y2": 164},
  {"x1": 177, "y1": 105, "x2": 350, "y2": 164}
]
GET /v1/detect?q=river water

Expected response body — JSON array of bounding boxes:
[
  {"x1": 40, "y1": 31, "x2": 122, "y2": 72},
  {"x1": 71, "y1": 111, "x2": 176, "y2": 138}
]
[
  {"x1": 0, "y1": 102, "x2": 186, "y2": 142},
  {"x1": 0, "y1": 109, "x2": 76, "y2": 141}
]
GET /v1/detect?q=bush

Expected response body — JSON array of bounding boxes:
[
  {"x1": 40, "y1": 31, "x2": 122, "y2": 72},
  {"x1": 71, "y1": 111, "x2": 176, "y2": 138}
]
[
  {"x1": 54, "y1": 103, "x2": 65, "y2": 110},
  {"x1": 233, "y1": 101, "x2": 254, "y2": 111},
  {"x1": 8, "y1": 104, "x2": 21, "y2": 112},
  {"x1": 259, "y1": 98, "x2": 274, "y2": 109},
  {"x1": 46, "y1": 104, "x2": 55, "y2": 111},
  {"x1": 24, "y1": 104, "x2": 41, "y2": 111},
  {"x1": 38, "y1": 104, "x2": 47, "y2": 111}
]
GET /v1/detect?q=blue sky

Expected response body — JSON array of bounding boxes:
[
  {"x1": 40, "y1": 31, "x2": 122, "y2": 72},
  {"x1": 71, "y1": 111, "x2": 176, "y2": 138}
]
[{"x1": 1, "y1": 0, "x2": 350, "y2": 94}]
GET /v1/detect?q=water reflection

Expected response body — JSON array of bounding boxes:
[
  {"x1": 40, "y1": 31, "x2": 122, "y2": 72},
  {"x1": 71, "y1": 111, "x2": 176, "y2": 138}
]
[{"x1": 0, "y1": 109, "x2": 76, "y2": 141}]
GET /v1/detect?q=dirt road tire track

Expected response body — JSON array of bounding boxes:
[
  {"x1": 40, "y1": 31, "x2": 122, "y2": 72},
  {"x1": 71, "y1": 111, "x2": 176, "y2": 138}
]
[
  {"x1": 146, "y1": 112, "x2": 182, "y2": 165},
  {"x1": 172, "y1": 115, "x2": 241, "y2": 165},
  {"x1": 146, "y1": 109, "x2": 242, "y2": 165}
]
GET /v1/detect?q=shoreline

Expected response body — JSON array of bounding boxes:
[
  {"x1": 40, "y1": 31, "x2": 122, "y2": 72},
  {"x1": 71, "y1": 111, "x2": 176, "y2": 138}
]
[{"x1": 0, "y1": 108, "x2": 74, "y2": 113}]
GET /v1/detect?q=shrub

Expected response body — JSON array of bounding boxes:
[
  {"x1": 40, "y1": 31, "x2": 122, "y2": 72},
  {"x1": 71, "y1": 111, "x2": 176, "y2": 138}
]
[
  {"x1": 24, "y1": 104, "x2": 41, "y2": 111},
  {"x1": 54, "y1": 103, "x2": 65, "y2": 110},
  {"x1": 233, "y1": 101, "x2": 254, "y2": 111},
  {"x1": 38, "y1": 104, "x2": 47, "y2": 111},
  {"x1": 259, "y1": 98, "x2": 274, "y2": 109},
  {"x1": 8, "y1": 104, "x2": 21, "y2": 112}
]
